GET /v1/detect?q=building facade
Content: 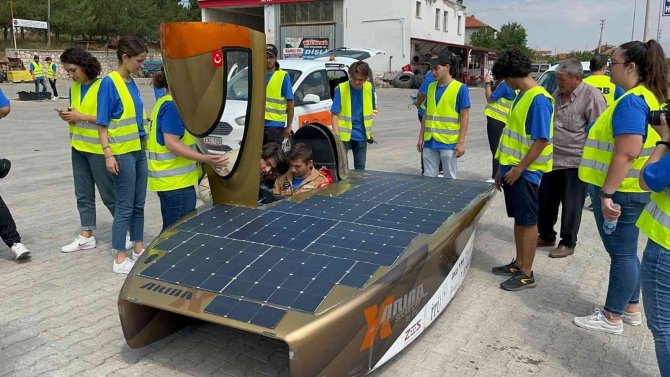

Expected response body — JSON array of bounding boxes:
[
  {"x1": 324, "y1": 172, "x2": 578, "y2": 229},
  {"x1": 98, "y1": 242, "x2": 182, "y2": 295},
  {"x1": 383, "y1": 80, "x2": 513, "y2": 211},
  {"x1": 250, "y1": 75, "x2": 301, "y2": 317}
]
[{"x1": 199, "y1": 0, "x2": 469, "y2": 74}]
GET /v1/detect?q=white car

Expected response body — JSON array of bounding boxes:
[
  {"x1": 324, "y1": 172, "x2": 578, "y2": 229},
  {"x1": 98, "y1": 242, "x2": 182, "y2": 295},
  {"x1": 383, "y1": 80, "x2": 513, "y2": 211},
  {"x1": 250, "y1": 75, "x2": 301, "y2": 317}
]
[
  {"x1": 536, "y1": 61, "x2": 592, "y2": 94},
  {"x1": 313, "y1": 47, "x2": 387, "y2": 75},
  {"x1": 203, "y1": 59, "x2": 350, "y2": 154}
]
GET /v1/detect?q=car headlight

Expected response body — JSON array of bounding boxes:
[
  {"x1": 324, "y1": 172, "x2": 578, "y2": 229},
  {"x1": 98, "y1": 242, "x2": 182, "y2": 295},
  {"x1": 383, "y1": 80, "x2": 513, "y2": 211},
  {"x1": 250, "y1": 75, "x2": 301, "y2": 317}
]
[{"x1": 234, "y1": 116, "x2": 246, "y2": 126}]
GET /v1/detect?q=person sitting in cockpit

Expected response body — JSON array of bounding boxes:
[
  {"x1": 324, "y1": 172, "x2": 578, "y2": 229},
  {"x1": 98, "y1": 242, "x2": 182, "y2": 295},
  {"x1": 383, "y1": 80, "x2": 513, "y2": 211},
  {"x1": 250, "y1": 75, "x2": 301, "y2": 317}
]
[{"x1": 273, "y1": 143, "x2": 330, "y2": 197}]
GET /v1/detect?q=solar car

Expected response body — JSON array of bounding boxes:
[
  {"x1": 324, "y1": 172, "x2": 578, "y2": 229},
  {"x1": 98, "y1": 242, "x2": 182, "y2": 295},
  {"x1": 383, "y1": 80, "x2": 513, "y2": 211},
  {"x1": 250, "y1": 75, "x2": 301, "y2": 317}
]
[{"x1": 118, "y1": 22, "x2": 496, "y2": 376}]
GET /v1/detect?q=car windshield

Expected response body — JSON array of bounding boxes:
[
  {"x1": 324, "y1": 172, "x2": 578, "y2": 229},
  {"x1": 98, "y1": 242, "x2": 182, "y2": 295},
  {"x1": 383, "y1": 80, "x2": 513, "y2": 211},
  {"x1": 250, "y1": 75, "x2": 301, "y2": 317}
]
[
  {"x1": 537, "y1": 70, "x2": 594, "y2": 94},
  {"x1": 227, "y1": 68, "x2": 301, "y2": 100},
  {"x1": 316, "y1": 50, "x2": 372, "y2": 60}
]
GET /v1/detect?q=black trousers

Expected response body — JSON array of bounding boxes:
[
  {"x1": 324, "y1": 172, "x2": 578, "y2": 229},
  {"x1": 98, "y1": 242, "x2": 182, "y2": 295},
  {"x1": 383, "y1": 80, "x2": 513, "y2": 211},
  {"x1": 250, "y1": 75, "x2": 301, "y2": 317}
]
[
  {"x1": 486, "y1": 116, "x2": 505, "y2": 179},
  {"x1": 0, "y1": 194, "x2": 21, "y2": 248},
  {"x1": 48, "y1": 79, "x2": 58, "y2": 97},
  {"x1": 537, "y1": 168, "x2": 587, "y2": 248}
]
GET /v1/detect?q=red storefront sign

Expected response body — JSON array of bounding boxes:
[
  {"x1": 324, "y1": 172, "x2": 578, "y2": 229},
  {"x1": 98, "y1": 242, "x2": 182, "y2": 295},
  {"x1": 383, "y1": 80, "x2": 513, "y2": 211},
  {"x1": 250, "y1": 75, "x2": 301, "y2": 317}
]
[{"x1": 199, "y1": 0, "x2": 314, "y2": 8}]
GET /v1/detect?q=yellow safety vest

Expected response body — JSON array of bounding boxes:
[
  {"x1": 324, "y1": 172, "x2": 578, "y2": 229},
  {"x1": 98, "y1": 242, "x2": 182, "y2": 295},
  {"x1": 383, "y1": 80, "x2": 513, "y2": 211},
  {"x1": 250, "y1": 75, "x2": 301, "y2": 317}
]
[
  {"x1": 495, "y1": 86, "x2": 554, "y2": 173},
  {"x1": 424, "y1": 80, "x2": 463, "y2": 144},
  {"x1": 583, "y1": 75, "x2": 616, "y2": 107},
  {"x1": 637, "y1": 187, "x2": 670, "y2": 249},
  {"x1": 147, "y1": 95, "x2": 200, "y2": 192},
  {"x1": 105, "y1": 71, "x2": 143, "y2": 154},
  {"x1": 578, "y1": 86, "x2": 660, "y2": 192},
  {"x1": 265, "y1": 70, "x2": 288, "y2": 123},
  {"x1": 484, "y1": 85, "x2": 516, "y2": 124},
  {"x1": 46, "y1": 63, "x2": 57, "y2": 79},
  {"x1": 337, "y1": 81, "x2": 373, "y2": 142},
  {"x1": 30, "y1": 62, "x2": 44, "y2": 78},
  {"x1": 70, "y1": 80, "x2": 102, "y2": 154}
]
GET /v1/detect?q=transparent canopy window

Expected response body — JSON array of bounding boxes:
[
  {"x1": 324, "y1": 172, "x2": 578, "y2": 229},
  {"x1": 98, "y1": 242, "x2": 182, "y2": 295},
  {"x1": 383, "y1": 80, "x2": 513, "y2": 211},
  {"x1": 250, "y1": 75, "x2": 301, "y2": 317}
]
[{"x1": 198, "y1": 50, "x2": 251, "y2": 177}]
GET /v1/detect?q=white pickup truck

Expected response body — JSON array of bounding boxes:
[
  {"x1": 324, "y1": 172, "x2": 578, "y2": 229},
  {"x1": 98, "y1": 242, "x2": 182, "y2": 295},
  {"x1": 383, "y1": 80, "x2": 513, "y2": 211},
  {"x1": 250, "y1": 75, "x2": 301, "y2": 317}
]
[{"x1": 203, "y1": 59, "x2": 350, "y2": 154}]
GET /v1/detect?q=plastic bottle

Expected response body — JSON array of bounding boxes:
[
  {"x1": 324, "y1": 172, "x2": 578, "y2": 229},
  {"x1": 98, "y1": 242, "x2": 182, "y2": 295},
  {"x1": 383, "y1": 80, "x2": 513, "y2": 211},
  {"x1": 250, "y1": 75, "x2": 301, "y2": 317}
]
[{"x1": 602, "y1": 203, "x2": 621, "y2": 235}]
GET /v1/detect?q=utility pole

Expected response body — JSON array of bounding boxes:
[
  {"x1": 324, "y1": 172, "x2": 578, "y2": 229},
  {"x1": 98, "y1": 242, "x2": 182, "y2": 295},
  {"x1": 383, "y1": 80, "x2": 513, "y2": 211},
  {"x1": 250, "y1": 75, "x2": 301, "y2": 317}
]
[
  {"x1": 657, "y1": 0, "x2": 663, "y2": 40},
  {"x1": 47, "y1": 0, "x2": 51, "y2": 48},
  {"x1": 632, "y1": 0, "x2": 638, "y2": 40},
  {"x1": 644, "y1": 0, "x2": 652, "y2": 41},
  {"x1": 597, "y1": 19, "x2": 605, "y2": 53}
]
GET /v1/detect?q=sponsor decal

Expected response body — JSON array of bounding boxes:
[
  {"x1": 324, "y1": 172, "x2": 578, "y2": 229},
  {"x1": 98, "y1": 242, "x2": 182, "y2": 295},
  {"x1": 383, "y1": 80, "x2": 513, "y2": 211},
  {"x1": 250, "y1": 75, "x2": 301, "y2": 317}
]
[
  {"x1": 360, "y1": 284, "x2": 427, "y2": 351},
  {"x1": 403, "y1": 318, "x2": 422, "y2": 344},
  {"x1": 139, "y1": 282, "x2": 215, "y2": 313},
  {"x1": 298, "y1": 111, "x2": 332, "y2": 127},
  {"x1": 371, "y1": 231, "x2": 477, "y2": 371}
]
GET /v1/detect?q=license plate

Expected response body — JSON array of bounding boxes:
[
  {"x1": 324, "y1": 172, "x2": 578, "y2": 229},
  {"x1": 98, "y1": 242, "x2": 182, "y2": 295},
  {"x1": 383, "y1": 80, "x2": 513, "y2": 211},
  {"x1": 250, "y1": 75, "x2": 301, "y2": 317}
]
[{"x1": 203, "y1": 136, "x2": 223, "y2": 146}]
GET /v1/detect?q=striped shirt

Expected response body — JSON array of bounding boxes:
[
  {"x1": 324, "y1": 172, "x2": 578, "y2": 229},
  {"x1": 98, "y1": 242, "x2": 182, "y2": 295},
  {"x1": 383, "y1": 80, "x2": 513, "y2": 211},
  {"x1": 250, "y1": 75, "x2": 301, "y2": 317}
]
[{"x1": 551, "y1": 82, "x2": 606, "y2": 169}]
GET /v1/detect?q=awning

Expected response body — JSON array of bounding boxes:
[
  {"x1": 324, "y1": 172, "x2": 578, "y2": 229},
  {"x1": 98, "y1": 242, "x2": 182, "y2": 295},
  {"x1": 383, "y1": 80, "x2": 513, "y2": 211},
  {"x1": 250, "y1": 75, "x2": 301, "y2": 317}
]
[{"x1": 199, "y1": 0, "x2": 314, "y2": 8}]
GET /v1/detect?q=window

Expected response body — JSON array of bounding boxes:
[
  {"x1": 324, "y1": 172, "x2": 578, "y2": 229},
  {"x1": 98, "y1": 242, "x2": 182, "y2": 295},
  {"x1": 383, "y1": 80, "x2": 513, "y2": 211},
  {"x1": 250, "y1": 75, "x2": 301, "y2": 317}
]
[
  {"x1": 281, "y1": 1, "x2": 334, "y2": 24},
  {"x1": 457, "y1": 15, "x2": 462, "y2": 35},
  {"x1": 435, "y1": 9, "x2": 440, "y2": 29},
  {"x1": 415, "y1": 1, "x2": 421, "y2": 18},
  {"x1": 295, "y1": 70, "x2": 330, "y2": 104},
  {"x1": 443, "y1": 11, "x2": 448, "y2": 31}
]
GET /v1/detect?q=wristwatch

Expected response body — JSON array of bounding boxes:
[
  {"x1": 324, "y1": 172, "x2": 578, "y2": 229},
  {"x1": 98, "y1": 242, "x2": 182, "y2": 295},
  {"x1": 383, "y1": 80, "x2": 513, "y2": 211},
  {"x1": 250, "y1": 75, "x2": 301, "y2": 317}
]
[{"x1": 598, "y1": 190, "x2": 614, "y2": 199}]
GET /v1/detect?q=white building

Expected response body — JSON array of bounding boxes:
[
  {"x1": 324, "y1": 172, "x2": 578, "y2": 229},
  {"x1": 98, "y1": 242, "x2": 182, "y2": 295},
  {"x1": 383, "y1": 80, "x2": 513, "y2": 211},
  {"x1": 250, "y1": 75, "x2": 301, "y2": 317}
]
[{"x1": 199, "y1": 0, "x2": 470, "y2": 75}]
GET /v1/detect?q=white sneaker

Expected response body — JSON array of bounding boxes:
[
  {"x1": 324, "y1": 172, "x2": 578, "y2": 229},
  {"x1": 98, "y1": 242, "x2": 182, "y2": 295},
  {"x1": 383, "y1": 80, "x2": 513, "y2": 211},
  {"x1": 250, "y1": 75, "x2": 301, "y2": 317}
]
[
  {"x1": 622, "y1": 311, "x2": 643, "y2": 326},
  {"x1": 11, "y1": 243, "x2": 30, "y2": 260},
  {"x1": 131, "y1": 248, "x2": 145, "y2": 261},
  {"x1": 437, "y1": 173, "x2": 445, "y2": 178},
  {"x1": 51, "y1": 97, "x2": 58, "y2": 101},
  {"x1": 573, "y1": 308, "x2": 623, "y2": 335},
  {"x1": 485, "y1": 178, "x2": 495, "y2": 183},
  {"x1": 61, "y1": 235, "x2": 96, "y2": 253},
  {"x1": 113, "y1": 258, "x2": 135, "y2": 274},
  {"x1": 125, "y1": 234, "x2": 133, "y2": 250}
]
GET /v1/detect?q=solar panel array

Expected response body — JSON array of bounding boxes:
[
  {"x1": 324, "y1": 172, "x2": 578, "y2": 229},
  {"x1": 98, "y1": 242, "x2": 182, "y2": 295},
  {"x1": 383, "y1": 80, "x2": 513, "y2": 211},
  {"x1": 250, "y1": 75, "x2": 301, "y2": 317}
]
[{"x1": 139, "y1": 171, "x2": 490, "y2": 329}]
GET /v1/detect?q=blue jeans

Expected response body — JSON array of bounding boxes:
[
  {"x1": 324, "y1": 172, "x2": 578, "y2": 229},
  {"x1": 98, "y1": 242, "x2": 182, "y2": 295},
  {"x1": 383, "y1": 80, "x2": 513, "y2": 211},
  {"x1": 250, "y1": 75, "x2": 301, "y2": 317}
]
[
  {"x1": 34, "y1": 78, "x2": 47, "y2": 99},
  {"x1": 71, "y1": 148, "x2": 115, "y2": 230},
  {"x1": 641, "y1": 239, "x2": 670, "y2": 377},
  {"x1": 111, "y1": 149, "x2": 147, "y2": 252},
  {"x1": 157, "y1": 186, "x2": 196, "y2": 232},
  {"x1": 588, "y1": 184, "x2": 650, "y2": 315},
  {"x1": 343, "y1": 140, "x2": 367, "y2": 170}
]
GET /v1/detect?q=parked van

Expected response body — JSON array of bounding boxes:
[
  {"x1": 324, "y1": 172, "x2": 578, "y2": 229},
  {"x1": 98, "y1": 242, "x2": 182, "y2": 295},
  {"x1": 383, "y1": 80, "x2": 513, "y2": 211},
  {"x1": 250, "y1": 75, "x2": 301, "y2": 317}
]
[{"x1": 530, "y1": 63, "x2": 551, "y2": 80}]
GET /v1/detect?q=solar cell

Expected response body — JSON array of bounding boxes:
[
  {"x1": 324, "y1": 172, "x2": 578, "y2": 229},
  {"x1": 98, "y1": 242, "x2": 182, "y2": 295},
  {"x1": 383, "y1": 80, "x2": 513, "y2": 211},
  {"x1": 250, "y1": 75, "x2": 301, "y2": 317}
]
[{"x1": 140, "y1": 171, "x2": 492, "y2": 325}]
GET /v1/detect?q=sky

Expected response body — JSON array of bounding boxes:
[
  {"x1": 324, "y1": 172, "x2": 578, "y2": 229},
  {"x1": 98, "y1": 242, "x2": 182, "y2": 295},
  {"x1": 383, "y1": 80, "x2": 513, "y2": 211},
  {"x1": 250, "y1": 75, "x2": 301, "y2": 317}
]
[{"x1": 466, "y1": 0, "x2": 670, "y2": 54}]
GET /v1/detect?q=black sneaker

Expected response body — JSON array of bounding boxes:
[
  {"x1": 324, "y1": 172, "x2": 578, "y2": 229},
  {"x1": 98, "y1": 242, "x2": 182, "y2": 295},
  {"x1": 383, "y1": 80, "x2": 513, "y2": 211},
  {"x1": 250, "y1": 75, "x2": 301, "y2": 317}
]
[
  {"x1": 491, "y1": 259, "x2": 521, "y2": 276},
  {"x1": 500, "y1": 271, "x2": 536, "y2": 291}
]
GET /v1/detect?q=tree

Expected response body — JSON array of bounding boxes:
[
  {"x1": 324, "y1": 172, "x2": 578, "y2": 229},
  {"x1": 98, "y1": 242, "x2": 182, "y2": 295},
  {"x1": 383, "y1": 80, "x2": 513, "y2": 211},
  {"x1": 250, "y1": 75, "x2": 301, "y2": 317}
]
[
  {"x1": 469, "y1": 27, "x2": 497, "y2": 49},
  {"x1": 496, "y1": 22, "x2": 530, "y2": 54}
]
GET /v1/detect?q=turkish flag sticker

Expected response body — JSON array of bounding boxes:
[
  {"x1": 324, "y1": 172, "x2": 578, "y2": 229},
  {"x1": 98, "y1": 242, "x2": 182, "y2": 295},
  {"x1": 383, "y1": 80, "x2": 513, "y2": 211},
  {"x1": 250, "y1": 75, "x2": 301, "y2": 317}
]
[{"x1": 212, "y1": 51, "x2": 223, "y2": 67}]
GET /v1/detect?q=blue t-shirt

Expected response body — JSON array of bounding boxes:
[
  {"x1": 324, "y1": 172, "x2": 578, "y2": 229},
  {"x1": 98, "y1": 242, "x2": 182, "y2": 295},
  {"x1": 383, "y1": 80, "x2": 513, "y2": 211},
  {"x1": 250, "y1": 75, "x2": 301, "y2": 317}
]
[
  {"x1": 614, "y1": 85, "x2": 625, "y2": 101},
  {"x1": 156, "y1": 100, "x2": 186, "y2": 147},
  {"x1": 490, "y1": 81, "x2": 516, "y2": 102},
  {"x1": 96, "y1": 76, "x2": 146, "y2": 136},
  {"x1": 265, "y1": 71, "x2": 294, "y2": 128},
  {"x1": 153, "y1": 87, "x2": 167, "y2": 100},
  {"x1": 612, "y1": 94, "x2": 649, "y2": 140},
  {"x1": 499, "y1": 93, "x2": 553, "y2": 185},
  {"x1": 644, "y1": 152, "x2": 670, "y2": 192},
  {"x1": 68, "y1": 81, "x2": 95, "y2": 108},
  {"x1": 331, "y1": 83, "x2": 377, "y2": 142},
  {"x1": 417, "y1": 71, "x2": 436, "y2": 117},
  {"x1": 0, "y1": 88, "x2": 9, "y2": 108},
  {"x1": 422, "y1": 82, "x2": 471, "y2": 150},
  {"x1": 292, "y1": 177, "x2": 305, "y2": 189}
]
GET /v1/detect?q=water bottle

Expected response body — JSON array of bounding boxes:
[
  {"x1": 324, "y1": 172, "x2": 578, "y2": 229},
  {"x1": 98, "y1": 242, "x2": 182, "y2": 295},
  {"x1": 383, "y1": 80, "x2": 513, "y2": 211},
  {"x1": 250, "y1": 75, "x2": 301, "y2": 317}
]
[{"x1": 602, "y1": 203, "x2": 621, "y2": 235}]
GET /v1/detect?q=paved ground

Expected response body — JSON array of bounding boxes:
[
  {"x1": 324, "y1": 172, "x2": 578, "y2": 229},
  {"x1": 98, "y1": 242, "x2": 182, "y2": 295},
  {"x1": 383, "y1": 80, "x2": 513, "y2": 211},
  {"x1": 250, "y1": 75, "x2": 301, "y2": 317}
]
[{"x1": 0, "y1": 80, "x2": 661, "y2": 377}]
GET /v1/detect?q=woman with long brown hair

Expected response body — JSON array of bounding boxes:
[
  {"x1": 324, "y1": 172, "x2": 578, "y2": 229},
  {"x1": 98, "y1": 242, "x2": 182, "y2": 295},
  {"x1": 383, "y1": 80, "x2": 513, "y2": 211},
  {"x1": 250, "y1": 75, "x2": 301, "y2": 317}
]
[{"x1": 575, "y1": 40, "x2": 668, "y2": 335}]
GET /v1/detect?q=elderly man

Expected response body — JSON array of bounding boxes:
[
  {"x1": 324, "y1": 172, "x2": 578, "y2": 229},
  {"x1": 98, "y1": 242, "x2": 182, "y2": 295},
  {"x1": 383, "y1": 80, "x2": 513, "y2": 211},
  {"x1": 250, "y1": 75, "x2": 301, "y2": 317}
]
[{"x1": 537, "y1": 58, "x2": 607, "y2": 257}]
